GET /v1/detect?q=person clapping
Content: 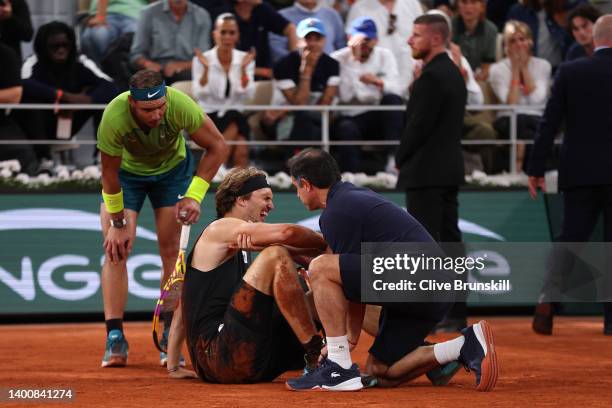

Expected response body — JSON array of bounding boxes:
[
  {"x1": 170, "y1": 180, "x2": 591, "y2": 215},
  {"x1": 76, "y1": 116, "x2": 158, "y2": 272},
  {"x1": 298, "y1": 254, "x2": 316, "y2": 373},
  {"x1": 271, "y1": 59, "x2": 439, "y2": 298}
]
[{"x1": 192, "y1": 13, "x2": 255, "y2": 168}]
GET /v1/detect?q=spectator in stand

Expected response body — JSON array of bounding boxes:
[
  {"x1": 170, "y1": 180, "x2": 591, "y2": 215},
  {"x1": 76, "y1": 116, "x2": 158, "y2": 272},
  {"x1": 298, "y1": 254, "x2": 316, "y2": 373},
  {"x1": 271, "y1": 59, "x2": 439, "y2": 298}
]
[
  {"x1": 321, "y1": 0, "x2": 352, "y2": 19},
  {"x1": 452, "y1": 0, "x2": 498, "y2": 81},
  {"x1": 0, "y1": 0, "x2": 33, "y2": 61},
  {"x1": 266, "y1": 0, "x2": 294, "y2": 9},
  {"x1": 565, "y1": 3, "x2": 601, "y2": 60},
  {"x1": 0, "y1": 43, "x2": 36, "y2": 174},
  {"x1": 489, "y1": 20, "x2": 551, "y2": 172},
  {"x1": 347, "y1": 0, "x2": 424, "y2": 98},
  {"x1": 16, "y1": 21, "x2": 118, "y2": 174},
  {"x1": 263, "y1": 17, "x2": 339, "y2": 159},
  {"x1": 506, "y1": 0, "x2": 573, "y2": 70},
  {"x1": 189, "y1": 0, "x2": 227, "y2": 17},
  {"x1": 130, "y1": 0, "x2": 211, "y2": 84},
  {"x1": 192, "y1": 13, "x2": 256, "y2": 168},
  {"x1": 216, "y1": 0, "x2": 298, "y2": 79},
  {"x1": 487, "y1": 0, "x2": 517, "y2": 32},
  {"x1": 269, "y1": 0, "x2": 345, "y2": 63},
  {"x1": 81, "y1": 0, "x2": 148, "y2": 65},
  {"x1": 591, "y1": 0, "x2": 612, "y2": 14},
  {"x1": 330, "y1": 17, "x2": 404, "y2": 173}
]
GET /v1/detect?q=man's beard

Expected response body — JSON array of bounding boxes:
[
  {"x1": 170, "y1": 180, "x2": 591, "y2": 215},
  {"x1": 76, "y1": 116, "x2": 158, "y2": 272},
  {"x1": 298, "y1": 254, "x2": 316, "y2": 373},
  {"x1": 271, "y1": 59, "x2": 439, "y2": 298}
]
[{"x1": 412, "y1": 48, "x2": 428, "y2": 60}]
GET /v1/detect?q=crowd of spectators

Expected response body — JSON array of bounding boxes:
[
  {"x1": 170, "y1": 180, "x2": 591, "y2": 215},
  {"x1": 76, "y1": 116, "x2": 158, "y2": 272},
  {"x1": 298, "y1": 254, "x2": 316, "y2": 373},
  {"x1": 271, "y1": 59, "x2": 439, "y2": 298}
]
[{"x1": 0, "y1": 0, "x2": 609, "y2": 175}]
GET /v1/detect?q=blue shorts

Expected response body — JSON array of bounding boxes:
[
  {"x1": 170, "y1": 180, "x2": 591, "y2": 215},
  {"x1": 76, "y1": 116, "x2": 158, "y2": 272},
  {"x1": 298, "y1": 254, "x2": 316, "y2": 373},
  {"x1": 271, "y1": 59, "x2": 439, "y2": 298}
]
[{"x1": 104, "y1": 151, "x2": 194, "y2": 212}]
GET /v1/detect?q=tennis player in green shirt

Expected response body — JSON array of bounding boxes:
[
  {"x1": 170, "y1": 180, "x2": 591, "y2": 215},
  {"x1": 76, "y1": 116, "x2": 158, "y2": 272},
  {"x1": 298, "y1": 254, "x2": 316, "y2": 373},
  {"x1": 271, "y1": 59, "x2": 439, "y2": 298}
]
[{"x1": 97, "y1": 69, "x2": 227, "y2": 370}]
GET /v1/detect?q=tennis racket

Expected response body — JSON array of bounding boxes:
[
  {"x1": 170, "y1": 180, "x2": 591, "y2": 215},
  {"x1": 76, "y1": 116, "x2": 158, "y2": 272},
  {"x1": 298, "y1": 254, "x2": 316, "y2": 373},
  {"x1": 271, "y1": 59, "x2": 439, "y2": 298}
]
[{"x1": 152, "y1": 224, "x2": 191, "y2": 353}]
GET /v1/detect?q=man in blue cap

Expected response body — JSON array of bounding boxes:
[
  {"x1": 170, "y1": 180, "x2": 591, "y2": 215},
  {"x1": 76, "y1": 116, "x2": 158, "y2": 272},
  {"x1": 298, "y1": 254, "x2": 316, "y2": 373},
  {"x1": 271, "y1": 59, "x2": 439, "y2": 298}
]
[
  {"x1": 331, "y1": 17, "x2": 404, "y2": 173},
  {"x1": 262, "y1": 17, "x2": 339, "y2": 157},
  {"x1": 269, "y1": 0, "x2": 346, "y2": 63}
]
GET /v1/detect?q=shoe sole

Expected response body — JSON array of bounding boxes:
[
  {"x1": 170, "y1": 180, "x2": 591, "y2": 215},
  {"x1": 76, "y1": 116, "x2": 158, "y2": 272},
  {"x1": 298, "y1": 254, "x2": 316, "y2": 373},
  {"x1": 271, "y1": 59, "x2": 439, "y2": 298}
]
[
  {"x1": 475, "y1": 320, "x2": 499, "y2": 392},
  {"x1": 285, "y1": 377, "x2": 364, "y2": 392},
  {"x1": 101, "y1": 356, "x2": 127, "y2": 368}
]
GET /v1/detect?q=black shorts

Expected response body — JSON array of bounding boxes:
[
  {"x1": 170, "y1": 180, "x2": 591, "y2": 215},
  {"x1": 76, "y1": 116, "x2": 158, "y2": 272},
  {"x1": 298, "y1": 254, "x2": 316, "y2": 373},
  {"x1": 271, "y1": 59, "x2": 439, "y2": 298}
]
[
  {"x1": 190, "y1": 281, "x2": 304, "y2": 383},
  {"x1": 339, "y1": 253, "x2": 452, "y2": 366},
  {"x1": 208, "y1": 111, "x2": 250, "y2": 139}
]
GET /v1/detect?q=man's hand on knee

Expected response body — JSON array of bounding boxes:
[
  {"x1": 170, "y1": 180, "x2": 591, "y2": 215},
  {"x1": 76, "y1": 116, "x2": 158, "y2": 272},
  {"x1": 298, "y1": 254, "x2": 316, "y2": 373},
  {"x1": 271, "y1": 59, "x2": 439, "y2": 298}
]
[{"x1": 104, "y1": 227, "x2": 133, "y2": 263}]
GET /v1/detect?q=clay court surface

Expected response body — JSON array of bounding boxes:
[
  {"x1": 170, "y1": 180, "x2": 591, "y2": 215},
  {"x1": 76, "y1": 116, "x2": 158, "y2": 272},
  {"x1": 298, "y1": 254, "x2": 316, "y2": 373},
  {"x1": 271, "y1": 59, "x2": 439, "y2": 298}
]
[{"x1": 1, "y1": 317, "x2": 611, "y2": 407}]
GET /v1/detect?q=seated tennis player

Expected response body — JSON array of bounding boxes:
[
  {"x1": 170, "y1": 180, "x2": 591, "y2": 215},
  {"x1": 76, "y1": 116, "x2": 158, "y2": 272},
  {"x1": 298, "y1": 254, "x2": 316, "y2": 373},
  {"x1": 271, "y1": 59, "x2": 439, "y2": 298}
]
[{"x1": 178, "y1": 167, "x2": 326, "y2": 383}]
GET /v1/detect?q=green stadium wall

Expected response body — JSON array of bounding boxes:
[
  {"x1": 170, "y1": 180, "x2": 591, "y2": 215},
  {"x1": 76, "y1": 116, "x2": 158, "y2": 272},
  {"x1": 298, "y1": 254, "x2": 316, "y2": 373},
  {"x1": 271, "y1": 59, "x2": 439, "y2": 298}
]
[{"x1": 0, "y1": 191, "x2": 591, "y2": 315}]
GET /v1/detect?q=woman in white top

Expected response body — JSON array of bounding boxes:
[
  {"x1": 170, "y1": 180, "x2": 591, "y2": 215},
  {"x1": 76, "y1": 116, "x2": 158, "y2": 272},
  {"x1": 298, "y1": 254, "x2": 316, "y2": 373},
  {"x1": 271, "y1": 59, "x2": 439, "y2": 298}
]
[
  {"x1": 192, "y1": 13, "x2": 256, "y2": 168},
  {"x1": 489, "y1": 20, "x2": 551, "y2": 172}
]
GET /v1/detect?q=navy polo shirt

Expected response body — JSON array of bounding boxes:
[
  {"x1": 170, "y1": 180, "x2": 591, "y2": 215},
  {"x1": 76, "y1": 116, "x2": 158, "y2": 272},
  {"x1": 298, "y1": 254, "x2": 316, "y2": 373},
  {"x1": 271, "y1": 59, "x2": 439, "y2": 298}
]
[
  {"x1": 273, "y1": 51, "x2": 340, "y2": 104},
  {"x1": 319, "y1": 182, "x2": 434, "y2": 255},
  {"x1": 233, "y1": 2, "x2": 290, "y2": 71}
]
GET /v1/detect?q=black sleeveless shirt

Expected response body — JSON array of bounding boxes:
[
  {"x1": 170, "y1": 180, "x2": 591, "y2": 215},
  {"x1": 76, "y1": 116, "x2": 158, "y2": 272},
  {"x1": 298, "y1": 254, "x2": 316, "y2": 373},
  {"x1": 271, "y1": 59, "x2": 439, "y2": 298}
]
[{"x1": 182, "y1": 229, "x2": 250, "y2": 343}]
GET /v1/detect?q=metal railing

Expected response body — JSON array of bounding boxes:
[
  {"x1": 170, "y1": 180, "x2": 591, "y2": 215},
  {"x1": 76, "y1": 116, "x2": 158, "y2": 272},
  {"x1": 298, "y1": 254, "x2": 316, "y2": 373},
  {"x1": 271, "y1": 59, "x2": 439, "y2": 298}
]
[{"x1": 0, "y1": 103, "x2": 550, "y2": 174}]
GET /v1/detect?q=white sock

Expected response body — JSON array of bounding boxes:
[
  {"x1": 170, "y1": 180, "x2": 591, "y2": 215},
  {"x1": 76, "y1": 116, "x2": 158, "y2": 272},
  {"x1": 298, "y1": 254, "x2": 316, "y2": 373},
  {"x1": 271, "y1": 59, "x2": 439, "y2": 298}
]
[
  {"x1": 433, "y1": 335, "x2": 465, "y2": 365},
  {"x1": 326, "y1": 335, "x2": 352, "y2": 370}
]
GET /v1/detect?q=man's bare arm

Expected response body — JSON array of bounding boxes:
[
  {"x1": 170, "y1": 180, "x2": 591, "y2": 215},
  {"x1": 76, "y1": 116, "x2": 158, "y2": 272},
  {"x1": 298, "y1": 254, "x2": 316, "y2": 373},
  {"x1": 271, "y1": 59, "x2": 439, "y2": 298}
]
[
  {"x1": 317, "y1": 85, "x2": 337, "y2": 105},
  {"x1": 206, "y1": 218, "x2": 326, "y2": 251},
  {"x1": 188, "y1": 118, "x2": 229, "y2": 182}
]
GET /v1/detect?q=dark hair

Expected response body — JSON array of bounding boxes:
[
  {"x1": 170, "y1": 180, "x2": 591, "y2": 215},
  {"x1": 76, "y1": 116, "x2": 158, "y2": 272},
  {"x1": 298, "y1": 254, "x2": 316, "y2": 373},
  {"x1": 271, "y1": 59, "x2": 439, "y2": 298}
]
[
  {"x1": 568, "y1": 3, "x2": 601, "y2": 32},
  {"x1": 215, "y1": 167, "x2": 268, "y2": 218},
  {"x1": 414, "y1": 14, "x2": 450, "y2": 43},
  {"x1": 33, "y1": 21, "x2": 78, "y2": 68},
  {"x1": 457, "y1": 0, "x2": 486, "y2": 22},
  {"x1": 524, "y1": 0, "x2": 566, "y2": 14},
  {"x1": 129, "y1": 69, "x2": 164, "y2": 89},
  {"x1": 288, "y1": 148, "x2": 341, "y2": 189}
]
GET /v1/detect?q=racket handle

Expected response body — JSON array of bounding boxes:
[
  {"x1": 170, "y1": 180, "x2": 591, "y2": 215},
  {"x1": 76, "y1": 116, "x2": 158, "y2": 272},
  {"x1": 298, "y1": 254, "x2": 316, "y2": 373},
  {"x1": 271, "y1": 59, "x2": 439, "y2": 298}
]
[{"x1": 179, "y1": 225, "x2": 191, "y2": 250}]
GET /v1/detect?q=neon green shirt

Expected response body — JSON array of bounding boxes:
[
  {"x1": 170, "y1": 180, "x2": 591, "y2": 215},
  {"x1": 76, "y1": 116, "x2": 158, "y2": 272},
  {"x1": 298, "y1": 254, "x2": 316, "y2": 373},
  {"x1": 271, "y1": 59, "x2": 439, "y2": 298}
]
[{"x1": 97, "y1": 87, "x2": 205, "y2": 176}]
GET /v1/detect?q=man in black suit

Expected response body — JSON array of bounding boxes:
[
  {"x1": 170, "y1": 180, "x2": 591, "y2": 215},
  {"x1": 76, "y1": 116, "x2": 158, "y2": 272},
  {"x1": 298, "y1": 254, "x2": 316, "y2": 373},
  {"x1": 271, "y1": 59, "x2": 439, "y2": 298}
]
[
  {"x1": 527, "y1": 14, "x2": 612, "y2": 336},
  {"x1": 395, "y1": 14, "x2": 468, "y2": 332}
]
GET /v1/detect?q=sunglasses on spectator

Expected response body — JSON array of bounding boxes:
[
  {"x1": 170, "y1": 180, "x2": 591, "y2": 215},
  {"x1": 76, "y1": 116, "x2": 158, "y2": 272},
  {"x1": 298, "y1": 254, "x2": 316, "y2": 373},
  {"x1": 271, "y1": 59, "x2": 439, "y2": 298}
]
[
  {"x1": 387, "y1": 13, "x2": 397, "y2": 35},
  {"x1": 220, "y1": 30, "x2": 237, "y2": 35},
  {"x1": 48, "y1": 42, "x2": 71, "y2": 51}
]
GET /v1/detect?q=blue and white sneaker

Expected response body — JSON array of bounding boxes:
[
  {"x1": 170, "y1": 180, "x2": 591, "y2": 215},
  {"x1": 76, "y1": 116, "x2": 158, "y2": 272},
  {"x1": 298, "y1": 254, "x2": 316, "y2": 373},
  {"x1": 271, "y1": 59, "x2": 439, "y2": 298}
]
[
  {"x1": 101, "y1": 330, "x2": 129, "y2": 367},
  {"x1": 458, "y1": 320, "x2": 499, "y2": 392},
  {"x1": 286, "y1": 358, "x2": 363, "y2": 391}
]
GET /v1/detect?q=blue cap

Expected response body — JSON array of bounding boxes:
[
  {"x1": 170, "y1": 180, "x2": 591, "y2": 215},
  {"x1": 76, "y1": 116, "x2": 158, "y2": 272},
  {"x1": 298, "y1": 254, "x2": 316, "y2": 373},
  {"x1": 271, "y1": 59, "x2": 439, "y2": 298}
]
[
  {"x1": 350, "y1": 17, "x2": 378, "y2": 40},
  {"x1": 297, "y1": 18, "x2": 327, "y2": 38}
]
